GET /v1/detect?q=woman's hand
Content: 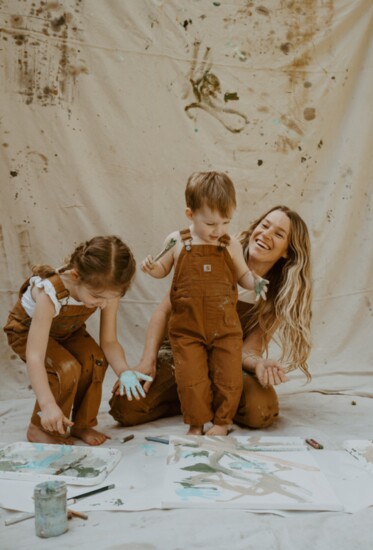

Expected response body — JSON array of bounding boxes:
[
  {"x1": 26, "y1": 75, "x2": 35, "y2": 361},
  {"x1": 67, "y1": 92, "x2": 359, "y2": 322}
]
[
  {"x1": 38, "y1": 403, "x2": 74, "y2": 435},
  {"x1": 255, "y1": 359, "x2": 288, "y2": 387}
]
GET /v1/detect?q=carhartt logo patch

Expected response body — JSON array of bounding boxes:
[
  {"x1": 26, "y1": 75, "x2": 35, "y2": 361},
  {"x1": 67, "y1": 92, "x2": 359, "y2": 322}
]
[{"x1": 203, "y1": 264, "x2": 212, "y2": 272}]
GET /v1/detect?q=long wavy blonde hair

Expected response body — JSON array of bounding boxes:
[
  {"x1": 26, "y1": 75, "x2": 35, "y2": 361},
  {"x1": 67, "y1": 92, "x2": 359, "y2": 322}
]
[{"x1": 238, "y1": 205, "x2": 312, "y2": 380}]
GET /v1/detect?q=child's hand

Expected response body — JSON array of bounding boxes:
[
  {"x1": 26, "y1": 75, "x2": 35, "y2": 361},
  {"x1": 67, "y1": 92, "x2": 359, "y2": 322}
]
[
  {"x1": 253, "y1": 273, "x2": 269, "y2": 301},
  {"x1": 141, "y1": 255, "x2": 155, "y2": 274},
  {"x1": 38, "y1": 403, "x2": 74, "y2": 435},
  {"x1": 119, "y1": 370, "x2": 153, "y2": 400}
]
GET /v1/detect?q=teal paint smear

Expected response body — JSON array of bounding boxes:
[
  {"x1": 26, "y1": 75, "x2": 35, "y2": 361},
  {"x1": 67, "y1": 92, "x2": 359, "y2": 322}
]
[{"x1": 175, "y1": 485, "x2": 221, "y2": 501}]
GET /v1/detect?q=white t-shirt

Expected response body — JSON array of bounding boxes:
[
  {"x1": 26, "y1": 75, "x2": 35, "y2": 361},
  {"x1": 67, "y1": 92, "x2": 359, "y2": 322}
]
[
  {"x1": 21, "y1": 276, "x2": 83, "y2": 318},
  {"x1": 237, "y1": 287, "x2": 256, "y2": 304}
]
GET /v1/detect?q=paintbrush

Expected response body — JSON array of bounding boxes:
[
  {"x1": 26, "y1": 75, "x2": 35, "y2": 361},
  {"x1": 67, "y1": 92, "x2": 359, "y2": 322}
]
[{"x1": 153, "y1": 238, "x2": 177, "y2": 262}]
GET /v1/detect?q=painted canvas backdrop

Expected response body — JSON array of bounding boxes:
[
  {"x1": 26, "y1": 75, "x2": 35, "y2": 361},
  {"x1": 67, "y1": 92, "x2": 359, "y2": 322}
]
[{"x1": 0, "y1": 0, "x2": 372, "y2": 401}]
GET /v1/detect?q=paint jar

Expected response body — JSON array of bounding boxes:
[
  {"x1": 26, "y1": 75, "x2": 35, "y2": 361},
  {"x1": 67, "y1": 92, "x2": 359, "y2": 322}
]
[{"x1": 34, "y1": 480, "x2": 68, "y2": 538}]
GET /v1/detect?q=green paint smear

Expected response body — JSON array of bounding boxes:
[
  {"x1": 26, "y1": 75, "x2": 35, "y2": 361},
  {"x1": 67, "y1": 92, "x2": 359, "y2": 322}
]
[
  {"x1": 0, "y1": 461, "x2": 18, "y2": 472},
  {"x1": 66, "y1": 466, "x2": 101, "y2": 478},
  {"x1": 185, "y1": 451, "x2": 209, "y2": 459},
  {"x1": 224, "y1": 92, "x2": 239, "y2": 103},
  {"x1": 181, "y1": 463, "x2": 216, "y2": 473}
]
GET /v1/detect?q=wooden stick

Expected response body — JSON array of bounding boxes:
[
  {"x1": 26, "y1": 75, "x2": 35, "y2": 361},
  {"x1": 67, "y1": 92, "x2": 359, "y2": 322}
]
[{"x1": 67, "y1": 509, "x2": 88, "y2": 520}]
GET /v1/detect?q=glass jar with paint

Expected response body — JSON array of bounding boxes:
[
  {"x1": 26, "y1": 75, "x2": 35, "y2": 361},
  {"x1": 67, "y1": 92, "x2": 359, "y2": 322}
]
[{"x1": 34, "y1": 480, "x2": 68, "y2": 538}]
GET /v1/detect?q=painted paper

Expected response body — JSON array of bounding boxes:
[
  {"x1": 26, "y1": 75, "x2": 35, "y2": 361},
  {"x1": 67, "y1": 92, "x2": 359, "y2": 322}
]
[
  {"x1": 0, "y1": 442, "x2": 121, "y2": 485},
  {"x1": 162, "y1": 435, "x2": 342, "y2": 511}
]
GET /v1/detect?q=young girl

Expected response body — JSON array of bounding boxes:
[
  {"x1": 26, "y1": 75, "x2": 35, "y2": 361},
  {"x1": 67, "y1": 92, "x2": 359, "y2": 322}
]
[{"x1": 4, "y1": 235, "x2": 152, "y2": 446}]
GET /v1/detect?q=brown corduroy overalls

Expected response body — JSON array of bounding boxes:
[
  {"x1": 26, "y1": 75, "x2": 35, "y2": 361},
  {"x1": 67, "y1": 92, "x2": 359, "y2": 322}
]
[
  {"x1": 168, "y1": 229, "x2": 243, "y2": 426},
  {"x1": 3, "y1": 274, "x2": 108, "y2": 431}
]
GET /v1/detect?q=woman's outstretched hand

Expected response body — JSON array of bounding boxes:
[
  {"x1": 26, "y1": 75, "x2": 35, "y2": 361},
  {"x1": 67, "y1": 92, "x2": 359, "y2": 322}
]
[{"x1": 255, "y1": 359, "x2": 288, "y2": 387}]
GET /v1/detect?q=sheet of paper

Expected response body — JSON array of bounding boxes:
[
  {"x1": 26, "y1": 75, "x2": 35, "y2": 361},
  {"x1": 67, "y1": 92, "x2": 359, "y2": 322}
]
[{"x1": 162, "y1": 435, "x2": 342, "y2": 511}]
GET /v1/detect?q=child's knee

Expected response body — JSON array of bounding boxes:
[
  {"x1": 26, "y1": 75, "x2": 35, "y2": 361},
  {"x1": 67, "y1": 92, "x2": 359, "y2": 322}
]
[{"x1": 47, "y1": 357, "x2": 81, "y2": 393}]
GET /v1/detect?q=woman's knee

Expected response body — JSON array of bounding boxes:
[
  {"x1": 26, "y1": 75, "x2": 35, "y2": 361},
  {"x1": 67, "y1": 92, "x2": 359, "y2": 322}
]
[
  {"x1": 108, "y1": 394, "x2": 147, "y2": 426},
  {"x1": 234, "y1": 375, "x2": 279, "y2": 429}
]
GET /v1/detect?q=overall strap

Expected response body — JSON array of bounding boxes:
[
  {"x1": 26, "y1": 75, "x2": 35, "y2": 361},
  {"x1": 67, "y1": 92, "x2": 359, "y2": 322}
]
[
  {"x1": 48, "y1": 274, "x2": 70, "y2": 300},
  {"x1": 179, "y1": 228, "x2": 192, "y2": 251},
  {"x1": 218, "y1": 234, "x2": 231, "y2": 248}
]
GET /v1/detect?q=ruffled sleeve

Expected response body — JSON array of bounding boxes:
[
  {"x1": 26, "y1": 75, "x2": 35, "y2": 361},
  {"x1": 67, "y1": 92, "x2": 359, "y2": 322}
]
[{"x1": 21, "y1": 276, "x2": 62, "y2": 318}]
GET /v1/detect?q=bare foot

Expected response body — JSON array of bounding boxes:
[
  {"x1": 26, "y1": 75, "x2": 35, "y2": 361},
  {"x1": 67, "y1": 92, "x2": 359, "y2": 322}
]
[
  {"x1": 187, "y1": 425, "x2": 204, "y2": 435},
  {"x1": 70, "y1": 426, "x2": 110, "y2": 446},
  {"x1": 205, "y1": 424, "x2": 229, "y2": 436},
  {"x1": 27, "y1": 423, "x2": 75, "y2": 445}
]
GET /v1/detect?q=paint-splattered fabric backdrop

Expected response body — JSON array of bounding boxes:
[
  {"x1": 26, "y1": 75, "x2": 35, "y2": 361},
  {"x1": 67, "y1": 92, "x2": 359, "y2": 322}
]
[{"x1": 0, "y1": 0, "x2": 372, "y2": 400}]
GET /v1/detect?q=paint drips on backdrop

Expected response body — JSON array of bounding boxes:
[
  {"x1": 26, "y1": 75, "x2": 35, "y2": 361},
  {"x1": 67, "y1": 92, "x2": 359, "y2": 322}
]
[
  {"x1": 184, "y1": 41, "x2": 249, "y2": 134},
  {"x1": 0, "y1": 0, "x2": 88, "y2": 107}
]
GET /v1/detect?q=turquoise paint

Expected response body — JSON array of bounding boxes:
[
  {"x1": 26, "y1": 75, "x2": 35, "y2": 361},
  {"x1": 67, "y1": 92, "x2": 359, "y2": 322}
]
[{"x1": 176, "y1": 485, "x2": 220, "y2": 501}]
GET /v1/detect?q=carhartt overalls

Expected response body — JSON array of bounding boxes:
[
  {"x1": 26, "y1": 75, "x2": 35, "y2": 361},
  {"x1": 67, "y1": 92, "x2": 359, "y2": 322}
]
[
  {"x1": 3, "y1": 274, "x2": 108, "y2": 432},
  {"x1": 168, "y1": 229, "x2": 243, "y2": 426}
]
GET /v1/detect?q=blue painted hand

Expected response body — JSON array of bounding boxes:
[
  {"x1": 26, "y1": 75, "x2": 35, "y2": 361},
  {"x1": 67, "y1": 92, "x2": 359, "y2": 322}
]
[
  {"x1": 254, "y1": 276, "x2": 269, "y2": 301},
  {"x1": 119, "y1": 370, "x2": 153, "y2": 399}
]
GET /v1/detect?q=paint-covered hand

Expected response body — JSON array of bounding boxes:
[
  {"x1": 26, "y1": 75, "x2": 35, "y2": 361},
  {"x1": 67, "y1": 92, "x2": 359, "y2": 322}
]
[
  {"x1": 253, "y1": 274, "x2": 269, "y2": 301},
  {"x1": 119, "y1": 370, "x2": 153, "y2": 400}
]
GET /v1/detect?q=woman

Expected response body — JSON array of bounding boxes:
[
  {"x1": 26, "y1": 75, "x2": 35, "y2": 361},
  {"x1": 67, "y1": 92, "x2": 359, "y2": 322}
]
[{"x1": 109, "y1": 205, "x2": 312, "y2": 428}]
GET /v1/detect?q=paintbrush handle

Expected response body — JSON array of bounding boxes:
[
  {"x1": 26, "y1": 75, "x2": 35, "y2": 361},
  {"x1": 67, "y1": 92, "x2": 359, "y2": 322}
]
[
  {"x1": 4, "y1": 511, "x2": 35, "y2": 526},
  {"x1": 153, "y1": 238, "x2": 177, "y2": 262}
]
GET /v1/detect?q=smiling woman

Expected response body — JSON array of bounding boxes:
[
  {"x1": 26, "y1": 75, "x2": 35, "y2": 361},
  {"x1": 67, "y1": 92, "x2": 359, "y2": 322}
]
[
  {"x1": 109, "y1": 205, "x2": 313, "y2": 430},
  {"x1": 237, "y1": 205, "x2": 312, "y2": 383}
]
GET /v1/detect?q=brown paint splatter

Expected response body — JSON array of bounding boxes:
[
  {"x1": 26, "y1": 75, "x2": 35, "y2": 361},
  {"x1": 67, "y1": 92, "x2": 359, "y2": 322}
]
[
  {"x1": 275, "y1": 135, "x2": 298, "y2": 153},
  {"x1": 280, "y1": 115, "x2": 303, "y2": 136},
  {"x1": 280, "y1": 42, "x2": 292, "y2": 55},
  {"x1": 16, "y1": 227, "x2": 33, "y2": 277},
  {"x1": 10, "y1": 15, "x2": 24, "y2": 27},
  {"x1": 256, "y1": 6, "x2": 270, "y2": 17},
  {"x1": 304, "y1": 107, "x2": 316, "y2": 121},
  {"x1": 0, "y1": 225, "x2": 12, "y2": 294},
  {"x1": 27, "y1": 150, "x2": 49, "y2": 173},
  {"x1": 0, "y1": 1, "x2": 88, "y2": 107}
]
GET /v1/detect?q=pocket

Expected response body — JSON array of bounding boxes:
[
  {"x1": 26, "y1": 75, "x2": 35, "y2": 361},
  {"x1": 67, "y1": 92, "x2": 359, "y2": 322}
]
[{"x1": 92, "y1": 357, "x2": 107, "y2": 383}]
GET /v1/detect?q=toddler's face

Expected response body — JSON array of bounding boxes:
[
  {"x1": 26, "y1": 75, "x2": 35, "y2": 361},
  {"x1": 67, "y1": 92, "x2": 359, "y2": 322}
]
[{"x1": 187, "y1": 204, "x2": 232, "y2": 244}]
